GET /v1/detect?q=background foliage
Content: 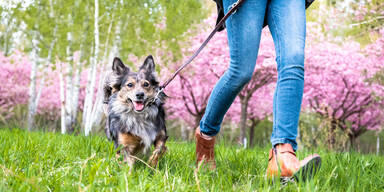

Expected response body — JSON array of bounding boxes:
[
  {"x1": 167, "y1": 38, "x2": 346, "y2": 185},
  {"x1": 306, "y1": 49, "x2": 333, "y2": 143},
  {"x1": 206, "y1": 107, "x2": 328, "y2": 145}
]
[{"x1": 0, "y1": 0, "x2": 383, "y2": 153}]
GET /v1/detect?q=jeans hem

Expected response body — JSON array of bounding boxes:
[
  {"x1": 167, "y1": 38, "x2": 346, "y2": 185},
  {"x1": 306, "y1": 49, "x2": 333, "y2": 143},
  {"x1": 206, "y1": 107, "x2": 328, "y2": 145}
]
[
  {"x1": 271, "y1": 138, "x2": 297, "y2": 151},
  {"x1": 199, "y1": 120, "x2": 220, "y2": 136}
]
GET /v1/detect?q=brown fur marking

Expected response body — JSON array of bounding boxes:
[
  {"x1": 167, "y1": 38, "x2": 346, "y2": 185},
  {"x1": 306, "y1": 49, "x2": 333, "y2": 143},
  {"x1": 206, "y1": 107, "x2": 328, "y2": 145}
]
[
  {"x1": 118, "y1": 133, "x2": 144, "y2": 155},
  {"x1": 148, "y1": 130, "x2": 168, "y2": 167}
]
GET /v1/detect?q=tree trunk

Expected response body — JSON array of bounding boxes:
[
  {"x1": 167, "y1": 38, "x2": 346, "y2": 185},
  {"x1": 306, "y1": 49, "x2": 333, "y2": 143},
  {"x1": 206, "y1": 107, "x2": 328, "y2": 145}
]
[
  {"x1": 328, "y1": 119, "x2": 337, "y2": 150},
  {"x1": 81, "y1": 13, "x2": 92, "y2": 129},
  {"x1": 377, "y1": 135, "x2": 380, "y2": 156},
  {"x1": 113, "y1": 20, "x2": 122, "y2": 56},
  {"x1": 3, "y1": 15, "x2": 13, "y2": 56},
  {"x1": 89, "y1": 17, "x2": 114, "y2": 130},
  {"x1": 82, "y1": 48, "x2": 93, "y2": 129},
  {"x1": 249, "y1": 119, "x2": 259, "y2": 148},
  {"x1": 249, "y1": 122, "x2": 255, "y2": 148},
  {"x1": 27, "y1": 22, "x2": 57, "y2": 131},
  {"x1": 27, "y1": 38, "x2": 39, "y2": 131},
  {"x1": 84, "y1": 0, "x2": 100, "y2": 136},
  {"x1": 181, "y1": 122, "x2": 188, "y2": 141},
  {"x1": 65, "y1": 31, "x2": 74, "y2": 133},
  {"x1": 70, "y1": 52, "x2": 83, "y2": 130},
  {"x1": 195, "y1": 114, "x2": 203, "y2": 130},
  {"x1": 3, "y1": 28, "x2": 10, "y2": 56},
  {"x1": 349, "y1": 134, "x2": 356, "y2": 150},
  {"x1": 89, "y1": 73, "x2": 105, "y2": 128},
  {"x1": 71, "y1": 10, "x2": 88, "y2": 132},
  {"x1": 35, "y1": 26, "x2": 56, "y2": 119},
  {"x1": 239, "y1": 99, "x2": 249, "y2": 148},
  {"x1": 59, "y1": 61, "x2": 66, "y2": 134},
  {"x1": 84, "y1": 54, "x2": 97, "y2": 135}
]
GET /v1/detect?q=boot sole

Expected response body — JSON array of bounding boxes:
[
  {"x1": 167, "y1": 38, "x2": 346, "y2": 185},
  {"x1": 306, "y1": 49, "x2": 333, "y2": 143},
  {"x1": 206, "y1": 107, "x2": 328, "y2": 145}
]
[
  {"x1": 279, "y1": 156, "x2": 321, "y2": 185},
  {"x1": 293, "y1": 156, "x2": 322, "y2": 182}
]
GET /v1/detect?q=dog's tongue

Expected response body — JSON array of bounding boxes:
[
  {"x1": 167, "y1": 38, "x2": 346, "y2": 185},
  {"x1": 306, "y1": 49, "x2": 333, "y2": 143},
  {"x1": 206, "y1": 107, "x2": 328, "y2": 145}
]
[{"x1": 133, "y1": 101, "x2": 144, "y2": 111}]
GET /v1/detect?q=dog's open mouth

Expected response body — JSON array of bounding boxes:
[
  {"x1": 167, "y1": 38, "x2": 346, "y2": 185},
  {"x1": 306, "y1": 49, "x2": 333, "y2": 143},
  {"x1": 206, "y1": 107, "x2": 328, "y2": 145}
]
[{"x1": 132, "y1": 100, "x2": 145, "y2": 111}]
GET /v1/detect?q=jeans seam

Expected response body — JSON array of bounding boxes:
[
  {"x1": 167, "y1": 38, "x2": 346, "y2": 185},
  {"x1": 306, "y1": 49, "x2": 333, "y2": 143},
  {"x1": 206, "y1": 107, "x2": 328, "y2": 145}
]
[
  {"x1": 269, "y1": 5, "x2": 282, "y2": 139},
  {"x1": 201, "y1": 74, "x2": 230, "y2": 135},
  {"x1": 201, "y1": 1, "x2": 240, "y2": 136}
]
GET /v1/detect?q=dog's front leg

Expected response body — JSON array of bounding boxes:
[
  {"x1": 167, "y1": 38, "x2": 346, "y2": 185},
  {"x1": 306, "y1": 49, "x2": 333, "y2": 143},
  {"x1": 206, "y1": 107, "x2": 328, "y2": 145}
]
[
  {"x1": 122, "y1": 147, "x2": 136, "y2": 172},
  {"x1": 148, "y1": 134, "x2": 168, "y2": 167},
  {"x1": 118, "y1": 133, "x2": 141, "y2": 171}
]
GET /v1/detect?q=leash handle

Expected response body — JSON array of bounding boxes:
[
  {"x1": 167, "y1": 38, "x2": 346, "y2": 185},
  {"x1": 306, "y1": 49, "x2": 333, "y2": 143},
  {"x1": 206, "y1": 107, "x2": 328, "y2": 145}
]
[{"x1": 160, "y1": 0, "x2": 245, "y2": 89}]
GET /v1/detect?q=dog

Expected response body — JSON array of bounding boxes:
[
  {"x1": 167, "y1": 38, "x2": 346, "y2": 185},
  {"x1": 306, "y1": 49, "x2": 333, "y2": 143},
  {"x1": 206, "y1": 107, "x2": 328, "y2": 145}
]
[{"x1": 103, "y1": 55, "x2": 167, "y2": 168}]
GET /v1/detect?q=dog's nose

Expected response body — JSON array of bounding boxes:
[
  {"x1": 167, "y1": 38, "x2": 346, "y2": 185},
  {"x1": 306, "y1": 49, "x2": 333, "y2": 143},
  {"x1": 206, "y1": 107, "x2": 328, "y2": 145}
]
[{"x1": 136, "y1": 92, "x2": 145, "y2": 99}]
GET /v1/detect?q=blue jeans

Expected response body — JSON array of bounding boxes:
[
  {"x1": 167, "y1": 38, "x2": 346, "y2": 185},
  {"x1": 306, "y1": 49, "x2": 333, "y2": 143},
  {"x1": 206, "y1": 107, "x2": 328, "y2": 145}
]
[{"x1": 199, "y1": 0, "x2": 306, "y2": 151}]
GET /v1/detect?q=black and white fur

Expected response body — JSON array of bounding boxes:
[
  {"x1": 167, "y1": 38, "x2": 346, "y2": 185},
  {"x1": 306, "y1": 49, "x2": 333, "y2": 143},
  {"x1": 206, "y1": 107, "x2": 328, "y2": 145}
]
[{"x1": 104, "y1": 55, "x2": 167, "y2": 167}]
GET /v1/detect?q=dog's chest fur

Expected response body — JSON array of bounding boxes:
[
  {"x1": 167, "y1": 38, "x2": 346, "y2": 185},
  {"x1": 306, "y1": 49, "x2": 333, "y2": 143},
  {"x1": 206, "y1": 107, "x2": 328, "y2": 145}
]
[{"x1": 109, "y1": 95, "x2": 160, "y2": 152}]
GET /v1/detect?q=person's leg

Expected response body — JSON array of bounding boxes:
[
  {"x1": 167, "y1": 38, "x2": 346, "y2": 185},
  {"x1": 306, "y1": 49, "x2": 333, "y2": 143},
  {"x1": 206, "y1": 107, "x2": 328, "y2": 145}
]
[
  {"x1": 199, "y1": 0, "x2": 268, "y2": 136},
  {"x1": 267, "y1": 0, "x2": 306, "y2": 151},
  {"x1": 196, "y1": 0, "x2": 268, "y2": 169},
  {"x1": 266, "y1": 0, "x2": 321, "y2": 181}
]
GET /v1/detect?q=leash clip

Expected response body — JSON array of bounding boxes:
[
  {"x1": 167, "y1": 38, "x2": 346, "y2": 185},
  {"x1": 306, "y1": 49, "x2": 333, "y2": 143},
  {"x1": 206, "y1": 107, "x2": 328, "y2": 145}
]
[
  {"x1": 150, "y1": 86, "x2": 164, "y2": 106},
  {"x1": 155, "y1": 87, "x2": 164, "y2": 99}
]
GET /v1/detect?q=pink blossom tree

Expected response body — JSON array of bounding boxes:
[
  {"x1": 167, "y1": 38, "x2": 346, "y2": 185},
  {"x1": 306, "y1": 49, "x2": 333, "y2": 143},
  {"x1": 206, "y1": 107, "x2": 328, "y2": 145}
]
[
  {"x1": 303, "y1": 27, "x2": 384, "y2": 148},
  {"x1": 165, "y1": 16, "x2": 229, "y2": 130},
  {"x1": 165, "y1": 17, "x2": 278, "y2": 143},
  {"x1": 0, "y1": 51, "x2": 89, "y2": 127},
  {"x1": 0, "y1": 51, "x2": 30, "y2": 121},
  {"x1": 228, "y1": 84, "x2": 274, "y2": 147},
  {"x1": 246, "y1": 85, "x2": 274, "y2": 146}
]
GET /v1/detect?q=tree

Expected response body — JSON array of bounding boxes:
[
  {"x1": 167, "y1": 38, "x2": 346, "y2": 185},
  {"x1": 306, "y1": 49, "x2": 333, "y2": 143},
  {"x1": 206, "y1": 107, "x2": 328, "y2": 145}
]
[
  {"x1": 165, "y1": 16, "x2": 229, "y2": 132},
  {"x1": 0, "y1": 52, "x2": 31, "y2": 121},
  {"x1": 347, "y1": 0, "x2": 383, "y2": 40},
  {"x1": 81, "y1": 0, "x2": 207, "y2": 135},
  {"x1": 13, "y1": 0, "x2": 59, "y2": 131},
  {"x1": 245, "y1": 85, "x2": 274, "y2": 147},
  {"x1": 1, "y1": 0, "x2": 207, "y2": 134},
  {"x1": 0, "y1": 5, "x2": 23, "y2": 56},
  {"x1": 0, "y1": 51, "x2": 88, "y2": 125},
  {"x1": 83, "y1": 0, "x2": 100, "y2": 136},
  {"x1": 228, "y1": 84, "x2": 274, "y2": 147},
  {"x1": 307, "y1": 0, "x2": 384, "y2": 45},
  {"x1": 303, "y1": 28, "x2": 384, "y2": 149},
  {"x1": 166, "y1": 17, "x2": 277, "y2": 144}
]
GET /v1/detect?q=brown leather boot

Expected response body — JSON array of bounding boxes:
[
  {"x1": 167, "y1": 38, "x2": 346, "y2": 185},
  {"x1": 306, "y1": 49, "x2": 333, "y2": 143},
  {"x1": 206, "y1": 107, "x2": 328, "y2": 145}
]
[
  {"x1": 195, "y1": 127, "x2": 216, "y2": 170},
  {"x1": 266, "y1": 143, "x2": 321, "y2": 182}
]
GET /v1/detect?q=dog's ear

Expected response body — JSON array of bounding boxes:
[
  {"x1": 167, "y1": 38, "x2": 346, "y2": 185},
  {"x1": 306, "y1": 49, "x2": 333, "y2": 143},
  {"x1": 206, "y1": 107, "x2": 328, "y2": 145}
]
[
  {"x1": 140, "y1": 55, "x2": 155, "y2": 72},
  {"x1": 112, "y1": 57, "x2": 128, "y2": 75}
]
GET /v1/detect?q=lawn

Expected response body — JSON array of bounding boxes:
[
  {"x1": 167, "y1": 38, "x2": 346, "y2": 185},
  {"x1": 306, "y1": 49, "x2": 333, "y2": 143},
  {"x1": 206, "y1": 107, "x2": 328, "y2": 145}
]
[{"x1": 0, "y1": 128, "x2": 383, "y2": 191}]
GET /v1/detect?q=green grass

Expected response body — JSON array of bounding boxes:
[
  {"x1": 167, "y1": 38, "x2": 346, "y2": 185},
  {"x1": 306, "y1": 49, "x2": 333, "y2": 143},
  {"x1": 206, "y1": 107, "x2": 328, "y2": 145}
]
[{"x1": 0, "y1": 128, "x2": 383, "y2": 192}]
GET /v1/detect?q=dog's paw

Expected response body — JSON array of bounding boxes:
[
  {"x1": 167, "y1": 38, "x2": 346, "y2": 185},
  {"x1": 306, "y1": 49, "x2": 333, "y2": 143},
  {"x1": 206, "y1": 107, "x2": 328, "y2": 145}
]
[
  {"x1": 148, "y1": 146, "x2": 167, "y2": 167},
  {"x1": 148, "y1": 153, "x2": 159, "y2": 167}
]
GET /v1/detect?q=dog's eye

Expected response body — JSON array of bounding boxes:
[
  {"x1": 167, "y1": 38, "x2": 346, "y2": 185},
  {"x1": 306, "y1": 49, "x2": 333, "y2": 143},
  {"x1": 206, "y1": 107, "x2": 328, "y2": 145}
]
[
  {"x1": 143, "y1": 82, "x2": 150, "y2": 88},
  {"x1": 127, "y1": 83, "x2": 134, "y2": 88}
]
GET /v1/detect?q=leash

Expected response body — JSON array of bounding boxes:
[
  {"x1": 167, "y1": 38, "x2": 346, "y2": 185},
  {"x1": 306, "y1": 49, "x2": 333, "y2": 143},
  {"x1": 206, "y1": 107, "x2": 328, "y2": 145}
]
[
  {"x1": 159, "y1": 0, "x2": 245, "y2": 91},
  {"x1": 105, "y1": 1, "x2": 245, "y2": 109}
]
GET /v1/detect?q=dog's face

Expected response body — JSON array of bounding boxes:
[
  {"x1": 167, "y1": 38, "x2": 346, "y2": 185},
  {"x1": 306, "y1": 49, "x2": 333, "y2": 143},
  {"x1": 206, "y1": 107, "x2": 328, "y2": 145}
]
[{"x1": 112, "y1": 55, "x2": 159, "y2": 112}]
